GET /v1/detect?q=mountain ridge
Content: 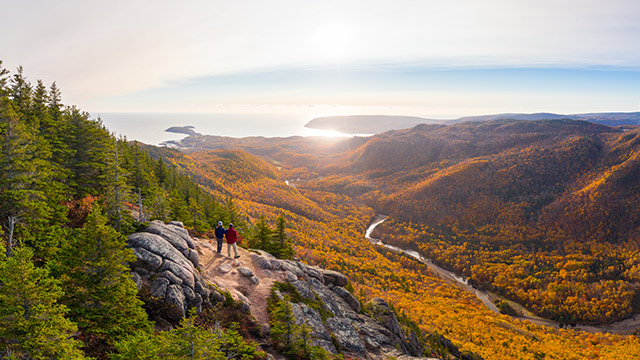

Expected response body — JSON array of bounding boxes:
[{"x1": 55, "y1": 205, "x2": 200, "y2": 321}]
[{"x1": 304, "y1": 112, "x2": 640, "y2": 134}]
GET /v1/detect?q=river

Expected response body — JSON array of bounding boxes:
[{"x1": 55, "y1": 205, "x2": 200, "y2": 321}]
[{"x1": 365, "y1": 215, "x2": 640, "y2": 334}]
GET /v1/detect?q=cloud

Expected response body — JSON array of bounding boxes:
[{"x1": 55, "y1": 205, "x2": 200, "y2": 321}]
[{"x1": 2, "y1": 0, "x2": 640, "y2": 111}]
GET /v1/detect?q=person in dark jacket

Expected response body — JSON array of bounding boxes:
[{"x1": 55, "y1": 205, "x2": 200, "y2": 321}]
[
  {"x1": 226, "y1": 223, "x2": 239, "y2": 258},
  {"x1": 214, "y1": 221, "x2": 226, "y2": 253}
]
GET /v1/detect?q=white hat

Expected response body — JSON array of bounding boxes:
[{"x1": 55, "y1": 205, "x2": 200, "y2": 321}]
[{"x1": 218, "y1": 221, "x2": 223, "y2": 226}]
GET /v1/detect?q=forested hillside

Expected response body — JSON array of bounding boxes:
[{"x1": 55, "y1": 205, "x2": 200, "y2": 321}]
[
  {"x1": 347, "y1": 120, "x2": 640, "y2": 324},
  {"x1": 5, "y1": 60, "x2": 640, "y2": 359},
  {"x1": 0, "y1": 62, "x2": 265, "y2": 359},
  {"x1": 170, "y1": 118, "x2": 640, "y2": 359}
]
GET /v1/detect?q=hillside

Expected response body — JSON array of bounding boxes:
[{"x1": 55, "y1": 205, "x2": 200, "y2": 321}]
[
  {"x1": 321, "y1": 120, "x2": 640, "y2": 324},
  {"x1": 4, "y1": 61, "x2": 640, "y2": 359},
  {"x1": 300, "y1": 112, "x2": 640, "y2": 136},
  {"x1": 171, "y1": 119, "x2": 640, "y2": 326},
  {"x1": 455, "y1": 111, "x2": 640, "y2": 126},
  {"x1": 165, "y1": 121, "x2": 640, "y2": 359},
  {"x1": 305, "y1": 115, "x2": 442, "y2": 134}
]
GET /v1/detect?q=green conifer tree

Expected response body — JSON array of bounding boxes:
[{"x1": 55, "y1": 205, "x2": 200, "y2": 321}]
[
  {"x1": 252, "y1": 216, "x2": 274, "y2": 251},
  {"x1": 274, "y1": 214, "x2": 294, "y2": 259},
  {"x1": 52, "y1": 207, "x2": 151, "y2": 354},
  {"x1": 9, "y1": 66, "x2": 34, "y2": 126},
  {"x1": 0, "y1": 245, "x2": 86, "y2": 359},
  {"x1": 0, "y1": 97, "x2": 50, "y2": 255}
]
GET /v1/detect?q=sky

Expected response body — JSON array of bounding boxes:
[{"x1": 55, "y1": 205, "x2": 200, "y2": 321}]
[{"x1": 2, "y1": 0, "x2": 640, "y2": 121}]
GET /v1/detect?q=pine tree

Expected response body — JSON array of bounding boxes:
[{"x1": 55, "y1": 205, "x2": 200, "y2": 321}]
[
  {"x1": 0, "y1": 245, "x2": 86, "y2": 359},
  {"x1": 52, "y1": 207, "x2": 151, "y2": 354}
]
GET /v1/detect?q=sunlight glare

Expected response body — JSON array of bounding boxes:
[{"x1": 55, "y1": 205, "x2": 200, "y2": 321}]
[{"x1": 311, "y1": 23, "x2": 355, "y2": 63}]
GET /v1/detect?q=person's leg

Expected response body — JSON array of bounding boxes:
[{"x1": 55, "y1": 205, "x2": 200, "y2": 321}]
[
  {"x1": 227, "y1": 243, "x2": 232, "y2": 257},
  {"x1": 233, "y1": 243, "x2": 239, "y2": 258},
  {"x1": 217, "y1": 238, "x2": 223, "y2": 252}
]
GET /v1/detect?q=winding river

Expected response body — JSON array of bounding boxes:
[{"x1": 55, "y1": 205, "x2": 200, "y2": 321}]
[{"x1": 365, "y1": 215, "x2": 640, "y2": 334}]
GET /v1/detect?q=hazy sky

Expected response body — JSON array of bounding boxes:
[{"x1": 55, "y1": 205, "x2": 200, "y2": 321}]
[{"x1": 2, "y1": 0, "x2": 640, "y2": 119}]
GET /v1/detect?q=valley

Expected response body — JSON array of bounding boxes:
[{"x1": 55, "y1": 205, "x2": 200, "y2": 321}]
[
  {"x1": 366, "y1": 215, "x2": 640, "y2": 335},
  {"x1": 161, "y1": 118, "x2": 640, "y2": 358}
]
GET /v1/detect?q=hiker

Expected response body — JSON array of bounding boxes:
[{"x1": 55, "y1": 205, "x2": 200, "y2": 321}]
[
  {"x1": 214, "y1": 221, "x2": 226, "y2": 253},
  {"x1": 226, "y1": 223, "x2": 239, "y2": 259}
]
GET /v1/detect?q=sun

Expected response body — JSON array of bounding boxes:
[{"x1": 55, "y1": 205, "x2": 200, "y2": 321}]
[{"x1": 311, "y1": 23, "x2": 355, "y2": 63}]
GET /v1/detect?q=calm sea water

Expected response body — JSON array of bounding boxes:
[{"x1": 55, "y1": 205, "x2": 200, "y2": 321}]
[{"x1": 95, "y1": 112, "x2": 355, "y2": 145}]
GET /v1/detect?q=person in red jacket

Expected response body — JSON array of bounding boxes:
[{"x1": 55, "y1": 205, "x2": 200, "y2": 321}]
[{"x1": 226, "y1": 223, "x2": 239, "y2": 259}]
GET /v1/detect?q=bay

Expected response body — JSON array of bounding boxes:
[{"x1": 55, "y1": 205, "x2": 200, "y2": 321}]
[{"x1": 95, "y1": 112, "x2": 358, "y2": 145}]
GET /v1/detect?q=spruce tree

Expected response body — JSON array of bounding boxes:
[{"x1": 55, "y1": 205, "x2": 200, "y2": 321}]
[
  {"x1": 0, "y1": 245, "x2": 86, "y2": 359},
  {"x1": 44, "y1": 81, "x2": 74, "y2": 182},
  {"x1": 104, "y1": 136, "x2": 133, "y2": 230},
  {"x1": 68, "y1": 108, "x2": 112, "y2": 196},
  {"x1": 32, "y1": 80, "x2": 50, "y2": 129},
  {"x1": 168, "y1": 189, "x2": 189, "y2": 222},
  {"x1": 52, "y1": 207, "x2": 151, "y2": 353},
  {"x1": 0, "y1": 97, "x2": 48, "y2": 255},
  {"x1": 274, "y1": 214, "x2": 294, "y2": 259},
  {"x1": 9, "y1": 66, "x2": 34, "y2": 126},
  {"x1": 253, "y1": 216, "x2": 274, "y2": 251},
  {"x1": 0, "y1": 61, "x2": 9, "y2": 95}
]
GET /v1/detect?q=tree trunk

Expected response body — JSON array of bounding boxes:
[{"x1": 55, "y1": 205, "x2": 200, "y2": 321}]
[
  {"x1": 6, "y1": 215, "x2": 16, "y2": 257},
  {"x1": 137, "y1": 188, "x2": 144, "y2": 222}
]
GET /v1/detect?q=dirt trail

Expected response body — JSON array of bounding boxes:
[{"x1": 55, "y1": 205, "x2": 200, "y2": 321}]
[{"x1": 193, "y1": 238, "x2": 285, "y2": 325}]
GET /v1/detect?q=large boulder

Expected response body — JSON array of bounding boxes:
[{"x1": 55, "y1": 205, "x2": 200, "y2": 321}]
[
  {"x1": 127, "y1": 221, "x2": 221, "y2": 322},
  {"x1": 320, "y1": 269, "x2": 349, "y2": 287}
]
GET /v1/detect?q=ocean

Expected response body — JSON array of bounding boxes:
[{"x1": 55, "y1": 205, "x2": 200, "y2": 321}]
[{"x1": 95, "y1": 112, "x2": 355, "y2": 145}]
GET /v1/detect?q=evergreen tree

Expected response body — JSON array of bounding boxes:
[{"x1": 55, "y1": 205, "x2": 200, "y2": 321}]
[
  {"x1": 168, "y1": 188, "x2": 189, "y2": 222},
  {"x1": 269, "y1": 295, "x2": 328, "y2": 360},
  {"x1": 274, "y1": 214, "x2": 294, "y2": 259},
  {"x1": 0, "y1": 97, "x2": 49, "y2": 255},
  {"x1": 68, "y1": 107, "x2": 111, "y2": 196},
  {"x1": 111, "y1": 315, "x2": 264, "y2": 360},
  {"x1": 52, "y1": 207, "x2": 151, "y2": 354},
  {"x1": 104, "y1": 136, "x2": 133, "y2": 230},
  {"x1": 269, "y1": 295, "x2": 296, "y2": 351},
  {"x1": 32, "y1": 80, "x2": 49, "y2": 129},
  {"x1": 154, "y1": 157, "x2": 167, "y2": 185},
  {"x1": 0, "y1": 245, "x2": 86, "y2": 359},
  {"x1": 0, "y1": 61, "x2": 9, "y2": 95},
  {"x1": 9, "y1": 66, "x2": 33, "y2": 126},
  {"x1": 148, "y1": 188, "x2": 169, "y2": 221},
  {"x1": 252, "y1": 216, "x2": 274, "y2": 251},
  {"x1": 188, "y1": 197, "x2": 207, "y2": 232}
]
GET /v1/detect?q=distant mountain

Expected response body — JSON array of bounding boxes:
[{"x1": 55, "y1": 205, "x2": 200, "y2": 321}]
[
  {"x1": 453, "y1": 111, "x2": 640, "y2": 126},
  {"x1": 305, "y1": 112, "x2": 640, "y2": 135},
  {"x1": 305, "y1": 115, "x2": 442, "y2": 134}
]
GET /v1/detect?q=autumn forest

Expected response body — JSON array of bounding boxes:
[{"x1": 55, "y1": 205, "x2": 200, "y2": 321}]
[
  {"x1": 167, "y1": 118, "x2": 640, "y2": 359},
  {"x1": 2, "y1": 61, "x2": 640, "y2": 359}
]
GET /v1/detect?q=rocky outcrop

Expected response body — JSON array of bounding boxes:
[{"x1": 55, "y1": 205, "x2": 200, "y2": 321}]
[
  {"x1": 127, "y1": 221, "x2": 223, "y2": 322},
  {"x1": 250, "y1": 252, "x2": 438, "y2": 360},
  {"x1": 127, "y1": 224, "x2": 476, "y2": 360}
]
